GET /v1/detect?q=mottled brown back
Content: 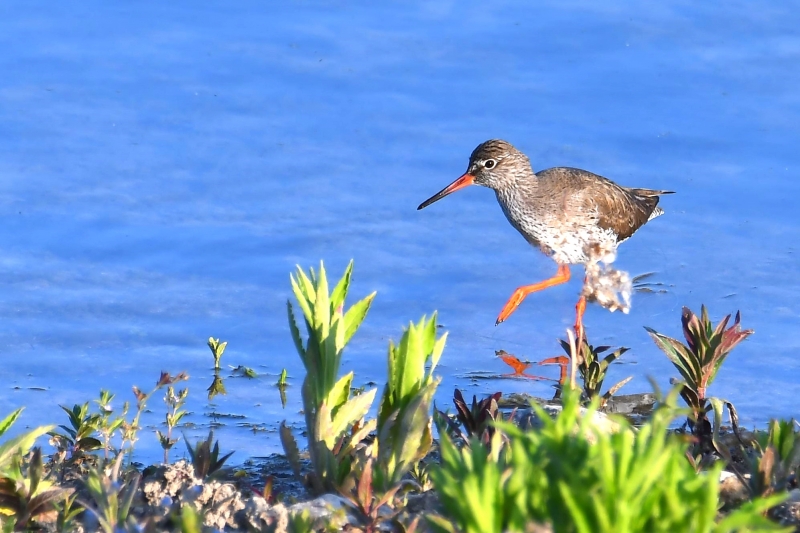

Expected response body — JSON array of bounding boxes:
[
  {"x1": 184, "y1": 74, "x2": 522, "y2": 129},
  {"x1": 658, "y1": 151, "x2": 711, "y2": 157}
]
[{"x1": 536, "y1": 167, "x2": 673, "y2": 242}]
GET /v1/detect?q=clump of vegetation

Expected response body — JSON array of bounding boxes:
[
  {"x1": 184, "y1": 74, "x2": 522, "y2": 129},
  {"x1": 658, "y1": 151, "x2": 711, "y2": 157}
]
[
  {"x1": 0, "y1": 410, "x2": 60, "y2": 530},
  {"x1": 123, "y1": 371, "x2": 189, "y2": 457},
  {"x1": 185, "y1": 430, "x2": 234, "y2": 479},
  {"x1": 429, "y1": 386, "x2": 788, "y2": 533},
  {"x1": 742, "y1": 419, "x2": 800, "y2": 499},
  {"x1": 0, "y1": 447, "x2": 71, "y2": 529},
  {"x1": 283, "y1": 260, "x2": 378, "y2": 494},
  {"x1": 647, "y1": 306, "x2": 753, "y2": 453},
  {"x1": 78, "y1": 451, "x2": 141, "y2": 533},
  {"x1": 49, "y1": 402, "x2": 103, "y2": 464},
  {"x1": 282, "y1": 261, "x2": 444, "y2": 503},
  {"x1": 94, "y1": 390, "x2": 129, "y2": 461},
  {"x1": 557, "y1": 335, "x2": 631, "y2": 404},
  {"x1": 437, "y1": 389, "x2": 512, "y2": 450},
  {"x1": 374, "y1": 314, "x2": 444, "y2": 492}
]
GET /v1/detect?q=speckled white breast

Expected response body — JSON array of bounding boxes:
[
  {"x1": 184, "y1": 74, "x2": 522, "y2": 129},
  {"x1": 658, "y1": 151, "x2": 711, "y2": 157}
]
[{"x1": 497, "y1": 190, "x2": 619, "y2": 265}]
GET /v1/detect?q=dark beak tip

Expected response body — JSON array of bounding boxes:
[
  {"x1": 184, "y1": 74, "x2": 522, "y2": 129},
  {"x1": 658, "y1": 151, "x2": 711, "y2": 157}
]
[
  {"x1": 417, "y1": 173, "x2": 473, "y2": 212},
  {"x1": 416, "y1": 197, "x2": 437, "y2": 211}
]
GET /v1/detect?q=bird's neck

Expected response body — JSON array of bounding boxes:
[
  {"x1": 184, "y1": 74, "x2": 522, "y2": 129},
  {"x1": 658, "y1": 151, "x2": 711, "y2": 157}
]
[{"x1": 496, "y1": 164, "x2": 538, "y2": 205}]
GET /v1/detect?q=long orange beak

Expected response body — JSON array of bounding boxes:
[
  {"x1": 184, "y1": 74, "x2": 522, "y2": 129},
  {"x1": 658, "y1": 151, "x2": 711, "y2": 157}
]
[{"x1": 417, "y1": 173, "x2": 476, "y2": 210}]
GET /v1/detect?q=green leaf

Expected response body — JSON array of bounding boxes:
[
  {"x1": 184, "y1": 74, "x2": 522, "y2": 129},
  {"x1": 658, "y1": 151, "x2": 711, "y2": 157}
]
[
  {"x1": 0, "y1": 425, "x2": 54, "y2": 471},
  {"x1": 287, "y1": 300, "x2": 306, "y2": 362},
  {"x1": 180, "y1": 505, "x2": 202, "y2": 533},
  {"x1": 714, "y1": 493, "x2": 791, "y2": 532},
  {"x1": 337, "y1": 418, "x2": 377, "y2": 458},
  {"x1": 325, "y1": 373, "x2": 353, "y2": 410},
  {"x1": 327, "y1": 388, "x2": 377, "y2": 444},
  {"x1": 708, "y1": 397, "x2": 731, "y2": 460},
  {"x1": 27, "y1": 487, "x2": 71, "y2": 517},
  {"x1": 645, "y1": 327, "x2": 699, "y2": 386},
  {"x1": 430, "y1": 330, "x2": 447, "y2": 375},
  {"x1": 426, "y1": 514, "x2": 459, "y2": 533},
  {"x1": 343, "y1": 292, "x2": 376, "y2": 345},
  {"x1": 0, "y1": 409, "x2": 23, "y2": 439},
  {"x1": 330, "y1": 260, "x2": 353, "y2": 310},
  {"x1": 313, "y1": 264, "x2": 331, "y2": 348},
  {"x1": 279, "y1": 422, "x2": 302, "y2": 480},
  {"x1": 602, "y1": 376, "x2": 633, "y2": 402},
  {"x1": 290, "y1": 267, "x2": 314, "y2": 323},
  {"x1": 375, "y1": 379, "x2": 439, "y2": 490}
]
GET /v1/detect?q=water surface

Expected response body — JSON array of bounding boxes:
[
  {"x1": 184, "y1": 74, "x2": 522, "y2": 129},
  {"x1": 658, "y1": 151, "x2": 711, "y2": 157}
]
[{"x1": 1, "y1": 0, "x2": 798, "y2": 462}]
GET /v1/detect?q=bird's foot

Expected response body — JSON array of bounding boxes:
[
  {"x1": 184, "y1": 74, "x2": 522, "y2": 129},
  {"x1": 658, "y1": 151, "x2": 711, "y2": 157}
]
[{"x1": 495, "y1": 289, "x2": 527, "y2": 325}]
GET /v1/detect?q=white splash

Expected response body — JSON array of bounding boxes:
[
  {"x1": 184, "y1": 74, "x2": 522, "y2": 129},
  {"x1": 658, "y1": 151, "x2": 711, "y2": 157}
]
[{"x1": 581, "y1": 242, "x2": 632, "y2": 314}]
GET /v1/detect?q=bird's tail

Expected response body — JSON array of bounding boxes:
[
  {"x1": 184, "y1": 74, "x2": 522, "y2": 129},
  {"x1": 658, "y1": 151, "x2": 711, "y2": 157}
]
[
  {"x1": 628, "y1": 188, "x2": 675, "y2": 197},
  {"x1": 627, "y1": 188, "x2": 674, "y2": 221}
]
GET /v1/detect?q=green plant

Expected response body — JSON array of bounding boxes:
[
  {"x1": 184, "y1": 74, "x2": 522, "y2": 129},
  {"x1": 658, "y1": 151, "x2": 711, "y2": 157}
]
[
  {"x1": 56, "y1": 492, "x2": 83, "y2": 533},
  {"x1": 430, "y1": 386, "x2": 789, "y2": 533},
  {"x1": 288, "y1": 509, "x2": 314, "y2": 533},
  {"x1": 208, "y1": 337, "x2": 227, "y2": 370},
  {"x1": 94, "y1": 390, "x2": 129, "y2": 460},
  {"x1": 49, "y1": 402, "x2": 103, "y2": 459},
  {"x1": 284, "y1": 260, "x2": 377, "y2": 494},
  {"x1": 0, "y1": 448, "x2": 71, "y2": 529},
  {"x1": 122, "y1": 371, "x2": 188, "y2": 455},
  {"x1": 340, "y1": 457, "x2": 402, "y2": 533},
  {"x1": 374, "y1": 314, "x2": 444, "y2": 492},
  {"x1": 277, "y1": 368, "x2": 288, "y2": 387},
  {"x1": 277, "y1": 368, "x2": 289, "y2": 408},
  {"x1": 408, "y1": 459, "x2": 433, "y2": 492},
  {"x1": 78, "y1": 452, "x2": 141, "y2": 533},
  {"x1": 157, "y1": 386, "x2": 189, "y2": 463},
  {"x1": 185, "y1": 430, "x2": 234, "y2": 479},
  {"x1": 428, "y1": 430, "x2": 509, "y2": 533},
  {"x1": 558, "y1": 335, "x2": 631, "y2": 404},
  {"x1": 438, "y1": 389, "x2": 507, "y2": 449},
  {"x1": 0, "y1": 412, "x2": 62, "y2": 530},
  {"x1": 0, "y1": 409, "x2": 53, "y2": 473},
  {"x1": 646, "y1": 306, "x2": 753, "y2": 452},
  {"x1": 746, "y1": 419, "x2": 800, "y2": 498}
]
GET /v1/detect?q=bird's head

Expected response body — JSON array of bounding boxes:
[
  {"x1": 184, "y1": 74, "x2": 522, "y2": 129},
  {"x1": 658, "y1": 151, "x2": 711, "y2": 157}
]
[{"x1": 417, "y1": 139, "x2": 530, "y2": 210}]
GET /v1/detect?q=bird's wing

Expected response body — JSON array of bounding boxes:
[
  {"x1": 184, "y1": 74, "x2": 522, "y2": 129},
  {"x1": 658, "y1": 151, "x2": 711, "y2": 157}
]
[{"x1": 539, "y1": 167, "x2": 664, "y2": 242}]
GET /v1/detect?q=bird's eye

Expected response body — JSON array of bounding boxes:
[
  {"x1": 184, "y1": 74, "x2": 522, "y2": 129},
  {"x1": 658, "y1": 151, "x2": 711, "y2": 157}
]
[{"x1": 484, "y1": 159, "x2": 496, "y2": 169}]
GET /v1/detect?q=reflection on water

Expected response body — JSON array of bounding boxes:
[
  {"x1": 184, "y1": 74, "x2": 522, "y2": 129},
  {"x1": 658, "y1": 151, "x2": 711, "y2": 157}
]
[{"x1": 0, "y1": 0, "x2": 798, "y2": 462}]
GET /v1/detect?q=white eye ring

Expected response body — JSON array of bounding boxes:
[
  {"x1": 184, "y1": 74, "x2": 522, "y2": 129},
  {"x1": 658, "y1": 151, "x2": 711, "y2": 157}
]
[{"x1": 484, "y1": 159, "x2": 497, "y2": 169}]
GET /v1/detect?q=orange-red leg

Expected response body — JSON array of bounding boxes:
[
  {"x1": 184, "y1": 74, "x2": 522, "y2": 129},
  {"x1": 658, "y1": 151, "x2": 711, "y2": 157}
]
[
  {"x1": 496, "y1": 264, "x2": 571, "y2": 325},
  {"x1": 574, "y1": 294, "x2": 587, "y2": 342}
]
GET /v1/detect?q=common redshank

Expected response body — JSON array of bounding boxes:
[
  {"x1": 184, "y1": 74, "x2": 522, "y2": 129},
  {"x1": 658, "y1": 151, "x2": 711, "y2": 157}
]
[{"x1": 417, "y1": 139, "x2": 672, "y2": 334}]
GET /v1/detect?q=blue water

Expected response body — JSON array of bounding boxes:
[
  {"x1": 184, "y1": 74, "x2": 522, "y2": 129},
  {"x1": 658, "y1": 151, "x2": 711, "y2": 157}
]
[{"x1": 1, "y1": 1, "x2": 798, "y2": 463}]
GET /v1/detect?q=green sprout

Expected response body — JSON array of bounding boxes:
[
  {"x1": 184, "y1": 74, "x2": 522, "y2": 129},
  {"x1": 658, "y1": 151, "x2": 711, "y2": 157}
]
[
  {"x1": 156, "y1": 386, "x2": 189, "y2": 464},
  {"x1": 207, "y1": 337, "x2": 227, "y2": 370},
  {"x1": 277, "y1": 368, "x2": 288, "y2": 387}
]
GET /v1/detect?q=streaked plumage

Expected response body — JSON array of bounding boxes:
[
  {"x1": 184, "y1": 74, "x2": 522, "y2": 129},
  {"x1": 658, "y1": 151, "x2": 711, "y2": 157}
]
[{"x1": 417, "y1": 139, "x2": 673, "y2": 326}]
